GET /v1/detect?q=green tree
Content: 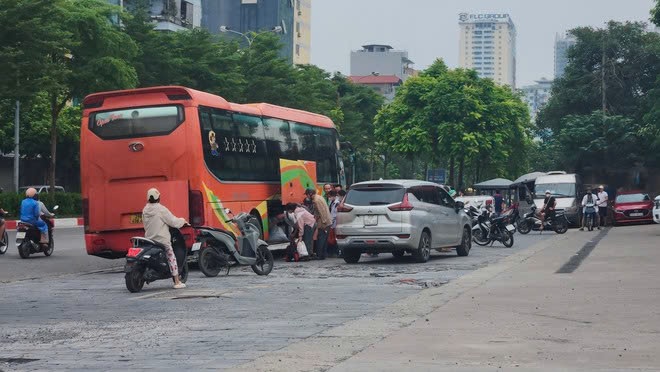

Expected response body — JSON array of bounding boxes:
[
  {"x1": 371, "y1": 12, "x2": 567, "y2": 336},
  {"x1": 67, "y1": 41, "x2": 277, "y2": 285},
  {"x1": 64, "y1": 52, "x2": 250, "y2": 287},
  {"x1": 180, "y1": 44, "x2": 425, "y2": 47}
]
[
  {"x1": 538, "y1": 22, "x2": 660, "y2": 133},
  {"x1": 652, "y1": 0, "x2": 660, "y2": 26}
]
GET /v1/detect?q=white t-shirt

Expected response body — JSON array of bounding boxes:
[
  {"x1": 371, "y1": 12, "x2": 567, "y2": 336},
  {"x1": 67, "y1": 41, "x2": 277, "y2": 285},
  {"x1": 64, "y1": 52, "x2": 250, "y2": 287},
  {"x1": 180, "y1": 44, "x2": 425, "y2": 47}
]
[
  {"x1": 581, "y1": 193, "x2": 599, "y2": 213},
  {"x1": 597, "y1": 191, "x2": 609, "y2": 208}
]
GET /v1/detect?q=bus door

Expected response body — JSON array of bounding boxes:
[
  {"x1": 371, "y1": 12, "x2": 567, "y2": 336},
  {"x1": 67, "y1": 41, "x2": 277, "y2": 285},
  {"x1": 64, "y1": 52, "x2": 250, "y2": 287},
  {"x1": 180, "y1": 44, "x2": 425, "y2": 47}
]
[{"x1": 279, "y1": 159, "x2": 317, "y2": 205}]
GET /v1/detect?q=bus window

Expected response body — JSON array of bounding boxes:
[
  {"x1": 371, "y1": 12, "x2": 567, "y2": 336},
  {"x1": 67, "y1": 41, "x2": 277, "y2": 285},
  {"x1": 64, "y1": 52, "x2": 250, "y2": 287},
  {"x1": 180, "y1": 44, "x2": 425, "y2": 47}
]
[
  {"x1": 89, "y1": 105, "x2": 183, "y2": 140},
  {"x1": 314, "y1": 127, "x2": 338, "y2": 183},
  {"x1": 200, "y1": 107, "x2": 268, "y2": 181},
  {"x1": 262, "y1": 117, "x2": 293, "y2": 181},
  {"x1": 233, "y1": 114, "x2": 268, "y2": 180},
  {"x1": 290, "y1": 122, "x2": 316, "y2": 164}
]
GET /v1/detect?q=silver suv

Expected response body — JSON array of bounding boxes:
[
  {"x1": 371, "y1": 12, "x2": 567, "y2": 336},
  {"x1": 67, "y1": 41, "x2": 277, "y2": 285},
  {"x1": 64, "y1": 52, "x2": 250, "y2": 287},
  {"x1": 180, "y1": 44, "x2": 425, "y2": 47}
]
[{"x1": 336, "y1": 180, "x2": 472, "y2": 264}]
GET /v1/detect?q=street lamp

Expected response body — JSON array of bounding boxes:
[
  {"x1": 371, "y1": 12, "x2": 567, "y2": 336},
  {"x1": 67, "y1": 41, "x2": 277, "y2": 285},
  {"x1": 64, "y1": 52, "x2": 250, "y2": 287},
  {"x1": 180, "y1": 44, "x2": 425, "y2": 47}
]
[{"x1": 219, "y1": 25, "x2": 283, "y2": 46}]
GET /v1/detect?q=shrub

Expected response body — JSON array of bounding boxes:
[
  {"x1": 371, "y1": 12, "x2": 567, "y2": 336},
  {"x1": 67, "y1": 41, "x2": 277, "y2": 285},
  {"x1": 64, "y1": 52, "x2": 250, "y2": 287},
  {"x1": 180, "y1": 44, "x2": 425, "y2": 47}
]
[{"x1": 0, "y1": 192, "x2": 82, "y2": 218}]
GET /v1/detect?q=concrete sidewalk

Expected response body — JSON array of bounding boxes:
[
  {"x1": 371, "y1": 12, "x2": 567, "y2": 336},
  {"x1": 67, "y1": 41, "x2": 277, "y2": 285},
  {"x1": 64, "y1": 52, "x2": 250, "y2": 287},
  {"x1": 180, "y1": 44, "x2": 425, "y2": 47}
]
[
  {"x1": 330, "y1": 225, "x2": 660, "y2": 371},
  {"x1": 230, "y1": 225, "x2": 660, "y2": 372}
]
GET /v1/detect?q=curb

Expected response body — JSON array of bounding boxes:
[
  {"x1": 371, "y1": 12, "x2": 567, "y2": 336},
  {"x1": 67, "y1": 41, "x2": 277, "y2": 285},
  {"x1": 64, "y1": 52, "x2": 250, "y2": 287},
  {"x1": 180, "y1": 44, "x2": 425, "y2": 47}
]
[
  {"x1": 228, "y1": 234, "x2": 571, "y2": 372},
  {"x1": 4, "y1": 218, "x2": 84, "y2": 230}
]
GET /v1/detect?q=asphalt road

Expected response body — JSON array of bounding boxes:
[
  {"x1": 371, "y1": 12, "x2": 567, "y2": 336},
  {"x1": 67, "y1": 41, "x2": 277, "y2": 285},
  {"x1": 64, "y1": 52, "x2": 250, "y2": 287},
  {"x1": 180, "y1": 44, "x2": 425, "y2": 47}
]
[
  {"x1": 0, "y1": 227, "x2": 123, "y2": 283},
  {"x1": 0, "y1": 228, "x2": 553, "y2": 370}
]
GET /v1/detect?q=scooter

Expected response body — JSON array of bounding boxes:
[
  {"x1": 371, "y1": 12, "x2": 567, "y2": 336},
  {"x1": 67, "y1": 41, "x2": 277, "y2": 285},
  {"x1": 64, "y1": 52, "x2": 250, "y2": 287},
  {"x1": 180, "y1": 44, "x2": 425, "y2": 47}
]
[
  {"x1": 124, "y1": 227, "x2": 189, "y2": 293},
  {"x1": 517, "y1": 205, "x2": 569, "y2": 234},
  {"x1": 0, "y1": 210, "x2": 9, "y2": 255},
  {"x1": 15, "y1": 206, "x2": 58, "y2": 259},
  {"x1": 194, "y1": 210, "x2": 273, "y2": 277}
]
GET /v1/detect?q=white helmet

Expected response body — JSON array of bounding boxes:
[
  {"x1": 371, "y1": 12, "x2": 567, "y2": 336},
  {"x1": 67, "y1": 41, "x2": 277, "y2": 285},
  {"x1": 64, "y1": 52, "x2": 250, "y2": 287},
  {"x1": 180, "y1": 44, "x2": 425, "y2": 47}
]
[{"x1": 147, "y1": 188, "x2": 160, "y2": 202}]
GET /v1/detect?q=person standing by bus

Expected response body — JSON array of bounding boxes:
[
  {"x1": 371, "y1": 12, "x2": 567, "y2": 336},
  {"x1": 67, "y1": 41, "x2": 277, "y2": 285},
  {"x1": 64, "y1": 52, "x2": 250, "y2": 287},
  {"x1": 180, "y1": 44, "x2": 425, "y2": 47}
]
[
  {"x1": 142, "y1": 188, "x2": 188, "y2": 289},
  {"x1": 305, "y1": 188, "x2": 332, "y2": 260}
]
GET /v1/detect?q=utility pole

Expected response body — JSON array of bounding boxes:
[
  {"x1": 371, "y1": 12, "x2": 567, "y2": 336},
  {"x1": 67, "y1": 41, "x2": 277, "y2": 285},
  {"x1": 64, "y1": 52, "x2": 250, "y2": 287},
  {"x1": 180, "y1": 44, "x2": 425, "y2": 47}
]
[
  {"x1": 14, "y1": 100, "x2": 20, "y2": 192},
  {"x1": 601, "y1": 30, "x2": 607, "y2": 115}
]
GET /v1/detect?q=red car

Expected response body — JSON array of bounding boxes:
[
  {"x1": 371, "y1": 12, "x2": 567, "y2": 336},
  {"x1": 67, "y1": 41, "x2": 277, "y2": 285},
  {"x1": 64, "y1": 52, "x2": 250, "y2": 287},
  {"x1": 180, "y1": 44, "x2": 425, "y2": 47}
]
[{"x1": 613, "y1": 191, "x2": 654, "y2": 225}]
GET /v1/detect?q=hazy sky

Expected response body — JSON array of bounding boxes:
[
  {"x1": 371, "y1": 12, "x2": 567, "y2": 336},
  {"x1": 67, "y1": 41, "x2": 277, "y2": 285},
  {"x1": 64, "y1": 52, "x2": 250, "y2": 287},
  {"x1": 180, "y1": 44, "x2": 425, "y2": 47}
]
[{"x1": 311, "y1": 0, "x2": 656, "y2": 87}]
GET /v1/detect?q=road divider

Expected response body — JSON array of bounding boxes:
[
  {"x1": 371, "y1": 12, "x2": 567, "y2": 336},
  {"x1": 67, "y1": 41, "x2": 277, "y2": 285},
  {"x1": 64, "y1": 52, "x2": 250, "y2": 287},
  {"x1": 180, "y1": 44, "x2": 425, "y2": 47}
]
[{"x1": 5, "y1": 218, "x2": 84, "y2": 230}]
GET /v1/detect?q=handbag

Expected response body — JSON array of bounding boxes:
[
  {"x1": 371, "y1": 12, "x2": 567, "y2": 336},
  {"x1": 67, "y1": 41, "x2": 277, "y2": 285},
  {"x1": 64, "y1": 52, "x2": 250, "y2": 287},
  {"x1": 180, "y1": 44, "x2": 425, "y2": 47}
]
[
  {"x1": 327, "y1": 228, "x2": 337, "y2": 246},
  {"x1": 296, "y1": 240, "x2": 309, "y2": 257}
]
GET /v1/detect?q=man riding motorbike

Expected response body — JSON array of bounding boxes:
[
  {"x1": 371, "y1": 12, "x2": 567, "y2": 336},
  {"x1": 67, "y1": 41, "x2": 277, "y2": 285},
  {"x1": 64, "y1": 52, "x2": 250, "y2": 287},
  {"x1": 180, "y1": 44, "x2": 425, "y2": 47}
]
[
  {"x1": 580, "y1": 187, "x2": 600, "y2": 231},
  {"x1": 539, "y1": 190, "x2": 556, "y2": 232},
  {"x1": 142, "y1": 188, "x2": 188, "y2": 289},
  {"x1": 0, "y1": 207, "x2": 7, "y2": 248},
  {"x1": 20, "y1": 188, "x2": 49, "y2": 244}
]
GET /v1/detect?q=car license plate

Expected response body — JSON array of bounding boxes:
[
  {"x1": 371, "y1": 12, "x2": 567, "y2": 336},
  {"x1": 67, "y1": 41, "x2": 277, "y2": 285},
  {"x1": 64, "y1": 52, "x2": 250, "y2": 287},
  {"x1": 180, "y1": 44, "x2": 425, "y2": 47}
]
[
  {"x1": 363, "y1": 215, "x2": 378, "y2": 226},
  {"x1": 630, "y1": 212, "x2": 643, "y2": 217},
  {"x1": 506, "y1": 224, "x2": 515, "y2": 232},
  {"x1": 130, "y1": 214, "x2": 143, "y2": 224},
  {"x1": 191, "y1": 242, "x2": 202, "y2": 252},
  {"x1": 16, "y1": 231, "x2": 25, "y2": 239}
]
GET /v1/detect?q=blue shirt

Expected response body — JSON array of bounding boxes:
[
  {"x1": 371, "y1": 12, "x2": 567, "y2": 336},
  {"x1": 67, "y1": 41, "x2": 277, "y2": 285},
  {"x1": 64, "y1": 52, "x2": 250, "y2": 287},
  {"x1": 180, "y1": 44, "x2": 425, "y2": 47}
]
[{"x1": 20, "y1": 198, "x2": 41, "y2": 224}]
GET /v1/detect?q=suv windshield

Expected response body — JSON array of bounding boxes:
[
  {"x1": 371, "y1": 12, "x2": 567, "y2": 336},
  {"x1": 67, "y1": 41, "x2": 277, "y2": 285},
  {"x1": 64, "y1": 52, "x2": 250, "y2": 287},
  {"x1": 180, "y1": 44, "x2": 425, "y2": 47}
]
[
  {"x1": 534, "y1": 183, "x2": 576, "y2": 198},
  {"x1": 616, "y1": 194, "x2": 649, "y2": 203},
  {"x1": 344, "y1": 186, "x2": 405, "y2": 206}
]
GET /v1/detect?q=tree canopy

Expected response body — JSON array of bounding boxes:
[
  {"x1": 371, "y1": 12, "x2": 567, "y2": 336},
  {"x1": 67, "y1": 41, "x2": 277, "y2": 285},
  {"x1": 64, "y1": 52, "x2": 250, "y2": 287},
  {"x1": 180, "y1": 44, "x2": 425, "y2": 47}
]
[{"x1": 375, "y1": 60, "x2": 532, "y2": 189}]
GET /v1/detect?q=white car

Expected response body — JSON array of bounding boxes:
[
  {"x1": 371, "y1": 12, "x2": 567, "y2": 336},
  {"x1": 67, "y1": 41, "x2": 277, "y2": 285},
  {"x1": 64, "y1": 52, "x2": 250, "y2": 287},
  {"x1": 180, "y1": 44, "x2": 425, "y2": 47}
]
[{"x1": 654, "y1": 196, "x2": 660, "y2": 224}]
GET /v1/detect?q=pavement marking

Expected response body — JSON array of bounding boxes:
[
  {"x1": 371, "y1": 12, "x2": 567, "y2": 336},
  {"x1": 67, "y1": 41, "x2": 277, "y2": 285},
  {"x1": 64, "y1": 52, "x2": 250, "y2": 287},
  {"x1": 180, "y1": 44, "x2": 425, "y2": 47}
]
[{"x1": 556, "y1": 227, "x2": 610, "y2": 274}]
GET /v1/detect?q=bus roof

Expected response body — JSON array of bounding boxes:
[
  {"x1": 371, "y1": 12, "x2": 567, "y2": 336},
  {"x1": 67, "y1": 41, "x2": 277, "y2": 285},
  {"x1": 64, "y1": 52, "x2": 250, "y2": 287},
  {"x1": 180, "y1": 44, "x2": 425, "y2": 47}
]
[
  {"x1": 83, "y1": 86, "x2": 335, "y2": 128},
  {"x1": 248, "y1": 103, "x2": 335, "y2": 129}
]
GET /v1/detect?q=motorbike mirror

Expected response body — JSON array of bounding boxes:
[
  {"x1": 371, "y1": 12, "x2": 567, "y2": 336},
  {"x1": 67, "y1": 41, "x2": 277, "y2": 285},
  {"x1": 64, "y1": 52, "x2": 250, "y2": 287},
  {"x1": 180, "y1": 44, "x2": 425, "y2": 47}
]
[
  {"x1": 455, "y1": 201, "x2": 464, "y2": 211},
  {"x1": 53, "y1": 205, "x2": 59, "y2": 211}
]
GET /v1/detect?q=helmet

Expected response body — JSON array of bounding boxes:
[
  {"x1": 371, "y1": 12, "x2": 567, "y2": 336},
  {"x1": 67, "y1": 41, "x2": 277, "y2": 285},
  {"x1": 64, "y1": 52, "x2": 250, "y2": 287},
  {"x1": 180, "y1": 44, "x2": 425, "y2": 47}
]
[
  {"x1": 25, "y1": 187, "x2": 37, "y2": 198},
  {"x1": 545, "y1": 190, "x2": 552, "y2": 195},
  {"x1": 598, "y1": 185, "x2": 604, "y2": 189},
  {"x1": 147, "y1": 188, "x2": 160, "y2": 202}
]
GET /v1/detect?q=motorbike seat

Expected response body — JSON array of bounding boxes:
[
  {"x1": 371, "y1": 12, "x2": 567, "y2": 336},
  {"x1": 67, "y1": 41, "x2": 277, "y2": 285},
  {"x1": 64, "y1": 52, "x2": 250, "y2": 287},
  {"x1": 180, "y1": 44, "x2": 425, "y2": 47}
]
[
  {"x1": 197, "y1": 226, "x2": 237, "y2": 241},
  {"x1": 130, "y1": 237, "x2": 167, "y2": 250},
  {"x1": 18, "y1": 221, "x2": 35, "y2": 228},
  {"x1": 491, "y1": 216, "x2": 505, "y2": 223}
]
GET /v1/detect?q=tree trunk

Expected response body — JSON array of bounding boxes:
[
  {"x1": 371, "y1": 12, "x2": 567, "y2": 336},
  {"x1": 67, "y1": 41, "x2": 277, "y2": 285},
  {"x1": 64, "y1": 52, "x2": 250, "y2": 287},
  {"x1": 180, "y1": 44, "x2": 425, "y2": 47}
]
[
  {"x1": 448, "y1": 156, "x2": 455, "y2": 187},
  {"x1": 48, "y1": 94, "x2": 67, "y2": 193},
  {"x1": 383, "y1": 153, "x2": 388, "y2": 179},
  {"x1": 49, "y1": 93, "x2": 58, "y2": 193},
  {"x1": 458, "y1": 156, "x2": 465, "y2": 191}
]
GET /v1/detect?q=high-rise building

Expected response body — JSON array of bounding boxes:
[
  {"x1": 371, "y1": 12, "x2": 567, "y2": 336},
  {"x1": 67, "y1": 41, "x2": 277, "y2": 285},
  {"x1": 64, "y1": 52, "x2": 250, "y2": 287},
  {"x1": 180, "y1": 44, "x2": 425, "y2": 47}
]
[
  {"x1": 350, "y1": 44, "x2": 415, "y2": 81},
  {"x1": 520, "y1": 78, "x2": 553, "y2": 121},
  {"x1": 121, "y1": 0, "x2": 202, "y2": 31},
  {"x1": 201, "y1": 0, "x2": 310, "y2": 65},
  {"x1": 554, "y1": 33, "x2": 576, "y2": 79},
  {"x1": 458, "y1": 13, "x2": 517, "y2": 88}
]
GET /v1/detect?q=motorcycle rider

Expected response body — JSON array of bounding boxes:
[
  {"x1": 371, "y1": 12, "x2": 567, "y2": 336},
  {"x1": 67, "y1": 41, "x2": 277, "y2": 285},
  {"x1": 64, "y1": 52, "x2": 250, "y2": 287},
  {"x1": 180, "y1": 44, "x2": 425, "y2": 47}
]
[
  {"x1": 142, "y1": 188, "x2": 188, "y2": 289},
  {"x1": 539, "y1": 190, "x2": 556, "y2": 232},
  {"x1": 20, "y1": 188, "x2": 49, "y2": 244},
  {"x1": 580, "y1": 187, "x2": 600, "y2": 231}
]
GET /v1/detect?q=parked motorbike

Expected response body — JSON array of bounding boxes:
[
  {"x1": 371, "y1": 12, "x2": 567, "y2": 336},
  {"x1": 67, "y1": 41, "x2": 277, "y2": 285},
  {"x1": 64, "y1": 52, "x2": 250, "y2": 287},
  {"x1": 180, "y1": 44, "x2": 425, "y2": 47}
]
[
  {"x1": 517, "y1": 205, "x2": 569, "y2": 234},
  {"x1": 0, "y1": 210, "x2": 9, "y2": 255},
  {"x1": 15, "y1": 206, "x2": 58, "y2": 259},
  {"x1": 194, "y1": 210, "x2": 273, "y2": 277},
  {"x1": 124, "y1": 227, "x2": 189, "y2": 293},
  {"x1": 472, "y1": 208, "x2": 515, "y2": 247}
]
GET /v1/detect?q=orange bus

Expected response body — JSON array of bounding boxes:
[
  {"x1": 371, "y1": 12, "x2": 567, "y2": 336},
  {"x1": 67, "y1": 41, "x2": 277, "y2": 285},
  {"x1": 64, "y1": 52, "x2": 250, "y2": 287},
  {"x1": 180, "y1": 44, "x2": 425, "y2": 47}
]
[{"x1": 81, "y1": 86, "x2": 344, "y2": 258}]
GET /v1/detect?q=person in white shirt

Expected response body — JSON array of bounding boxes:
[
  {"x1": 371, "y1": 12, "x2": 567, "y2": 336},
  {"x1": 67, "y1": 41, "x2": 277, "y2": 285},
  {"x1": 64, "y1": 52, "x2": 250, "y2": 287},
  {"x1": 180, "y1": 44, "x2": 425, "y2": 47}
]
[
  {"x1": 142, "y1": 188, "x2": 188, "y2": 289},
  {"x1": 580, "y1": 187, "x2": 600, "y2": 231},
  {"x1": 597, "y1": 185, "x2": 609, "y2": 227}
]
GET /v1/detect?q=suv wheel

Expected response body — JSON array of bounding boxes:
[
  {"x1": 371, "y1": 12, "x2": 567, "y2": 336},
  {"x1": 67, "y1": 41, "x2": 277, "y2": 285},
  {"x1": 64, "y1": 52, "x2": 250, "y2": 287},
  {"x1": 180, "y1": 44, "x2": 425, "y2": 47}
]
[
  {"x1": 413, "y1": 231, "x2": 431, "y2": 263},
  {"x1": 456, "y1": 227, "x2": 471, "y2": 256},
  {"x1": 343, "y1": 249, "x2": 361, "y2": 264}
]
